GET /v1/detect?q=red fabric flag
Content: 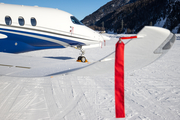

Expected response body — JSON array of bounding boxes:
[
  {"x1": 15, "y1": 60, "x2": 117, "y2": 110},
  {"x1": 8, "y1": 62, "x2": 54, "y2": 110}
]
[
  {"x1": 121, "y1": 36, "x2": 137, "y2": 40},
  {"x1": 115, "y1": 40, "x2": 125, "y2": 118}
]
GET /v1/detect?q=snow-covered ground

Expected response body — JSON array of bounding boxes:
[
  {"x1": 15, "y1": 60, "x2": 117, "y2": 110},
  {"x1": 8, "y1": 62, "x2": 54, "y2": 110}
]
[
  {"x1": 124, "y1": 35, "x2": 180, "y2": 120},
  {"x1": 0, "y1": 34, "x2": 180, "y2": 120}
]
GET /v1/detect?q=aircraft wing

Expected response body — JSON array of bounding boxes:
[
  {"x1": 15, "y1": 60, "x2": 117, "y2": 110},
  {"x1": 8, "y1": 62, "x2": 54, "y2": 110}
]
[
  {"x1": 124, "y1": 26, "x2": 176, "y2": 71},
  {"x1": 0, "y1": 26, "x2": 176, "y2": 77}
]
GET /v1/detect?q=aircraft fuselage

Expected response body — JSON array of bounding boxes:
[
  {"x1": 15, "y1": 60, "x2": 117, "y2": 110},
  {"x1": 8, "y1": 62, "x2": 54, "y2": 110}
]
[{"x1": 0, "y1": 3, "x2": 106, "y2": 53}]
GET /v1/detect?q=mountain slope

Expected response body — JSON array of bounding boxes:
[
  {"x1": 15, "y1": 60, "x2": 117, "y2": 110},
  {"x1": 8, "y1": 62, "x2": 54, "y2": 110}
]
[
  {"x1": 82, "y1": 0, "x2": 180, "y2": 33},
  {"x1": 164, "y1": 1, "x2": 180, "y2": 33},
  {"x1": 81, "y1": 0, "x2": 138, "y2": 26}
]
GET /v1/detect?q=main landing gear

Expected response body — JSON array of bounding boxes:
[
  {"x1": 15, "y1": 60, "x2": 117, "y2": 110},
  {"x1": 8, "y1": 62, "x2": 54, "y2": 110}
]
[{"x1": 75, "y1": 46, "x2": 88, "y2": 63}]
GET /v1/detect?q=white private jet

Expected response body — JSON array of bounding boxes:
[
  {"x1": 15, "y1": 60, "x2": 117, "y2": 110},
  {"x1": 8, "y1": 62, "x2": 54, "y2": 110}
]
[{"x1": 0, "y1": 3, "x2": 110, "y2": 62}]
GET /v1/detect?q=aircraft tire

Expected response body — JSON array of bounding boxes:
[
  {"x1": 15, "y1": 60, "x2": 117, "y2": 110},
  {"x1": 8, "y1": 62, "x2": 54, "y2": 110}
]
[
  {"x1": 81, "y1": 56, "x2": 86, "y2": 62},
  {"x1": 77, "y1": 56, "x2": 86, "y2": 63}
]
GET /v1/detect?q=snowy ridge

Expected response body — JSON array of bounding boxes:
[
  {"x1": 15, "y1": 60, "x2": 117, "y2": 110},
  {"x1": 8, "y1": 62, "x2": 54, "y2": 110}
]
[
  {"x1": 154, "y1": 17, "x2": 167, "y2": 28},
  {"x1": 84, "y1": 0, "x2": 180, "y2": 34}
]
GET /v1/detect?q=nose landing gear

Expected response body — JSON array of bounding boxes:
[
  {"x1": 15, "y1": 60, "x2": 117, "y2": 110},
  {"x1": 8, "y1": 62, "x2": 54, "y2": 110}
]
[
  {"x1": 77, "y1": 56, "x2": 88, "y2": 63},
  {"x1": 75, "y1": 46, "x2": 88, "y2": 63}
]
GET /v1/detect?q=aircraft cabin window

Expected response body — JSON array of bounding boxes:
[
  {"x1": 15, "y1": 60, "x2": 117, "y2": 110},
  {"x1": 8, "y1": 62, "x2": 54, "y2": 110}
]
[
  {"x1": 5, "y1": 16, "x2": 12, "y2": 26},
  {"x1": 18, "y1": 16, "x2": 25, "y2": 26},
  {"x1": 70, "y1": 16, "x2": 83, "y2": 25},
  {"x1": 31, "y1": 17, "x2": 37, "y2": 26}
]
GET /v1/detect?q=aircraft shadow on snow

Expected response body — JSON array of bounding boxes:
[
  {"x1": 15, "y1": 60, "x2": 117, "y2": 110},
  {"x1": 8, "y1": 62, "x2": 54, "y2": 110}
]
[{"x1": 45, "y1": 56, "x2": 74, "y2": 60}]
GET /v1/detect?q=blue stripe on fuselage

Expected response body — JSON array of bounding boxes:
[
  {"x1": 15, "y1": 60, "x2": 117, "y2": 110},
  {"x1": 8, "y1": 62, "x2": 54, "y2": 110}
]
[
  {"x1": 0, "y1": 40, "x2": 65, "y2": 53},
  {"x1": 0, "y1": 27, "x2": 85, "y2": 53},
  {"x1": 0, "y1": 27, "x2": 85, "y2": 46}
]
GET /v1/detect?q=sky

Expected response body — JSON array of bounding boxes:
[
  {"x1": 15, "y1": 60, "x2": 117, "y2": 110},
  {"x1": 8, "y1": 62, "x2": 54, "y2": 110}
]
[{"x1": 0, "y1": 0, "x2": 111, "y2": 20}]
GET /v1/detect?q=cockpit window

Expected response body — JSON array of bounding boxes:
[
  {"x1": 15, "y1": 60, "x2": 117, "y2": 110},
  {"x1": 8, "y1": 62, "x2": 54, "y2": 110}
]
[{"x1": 70, "y1": 16, "x2": 83, "y2": 25}]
